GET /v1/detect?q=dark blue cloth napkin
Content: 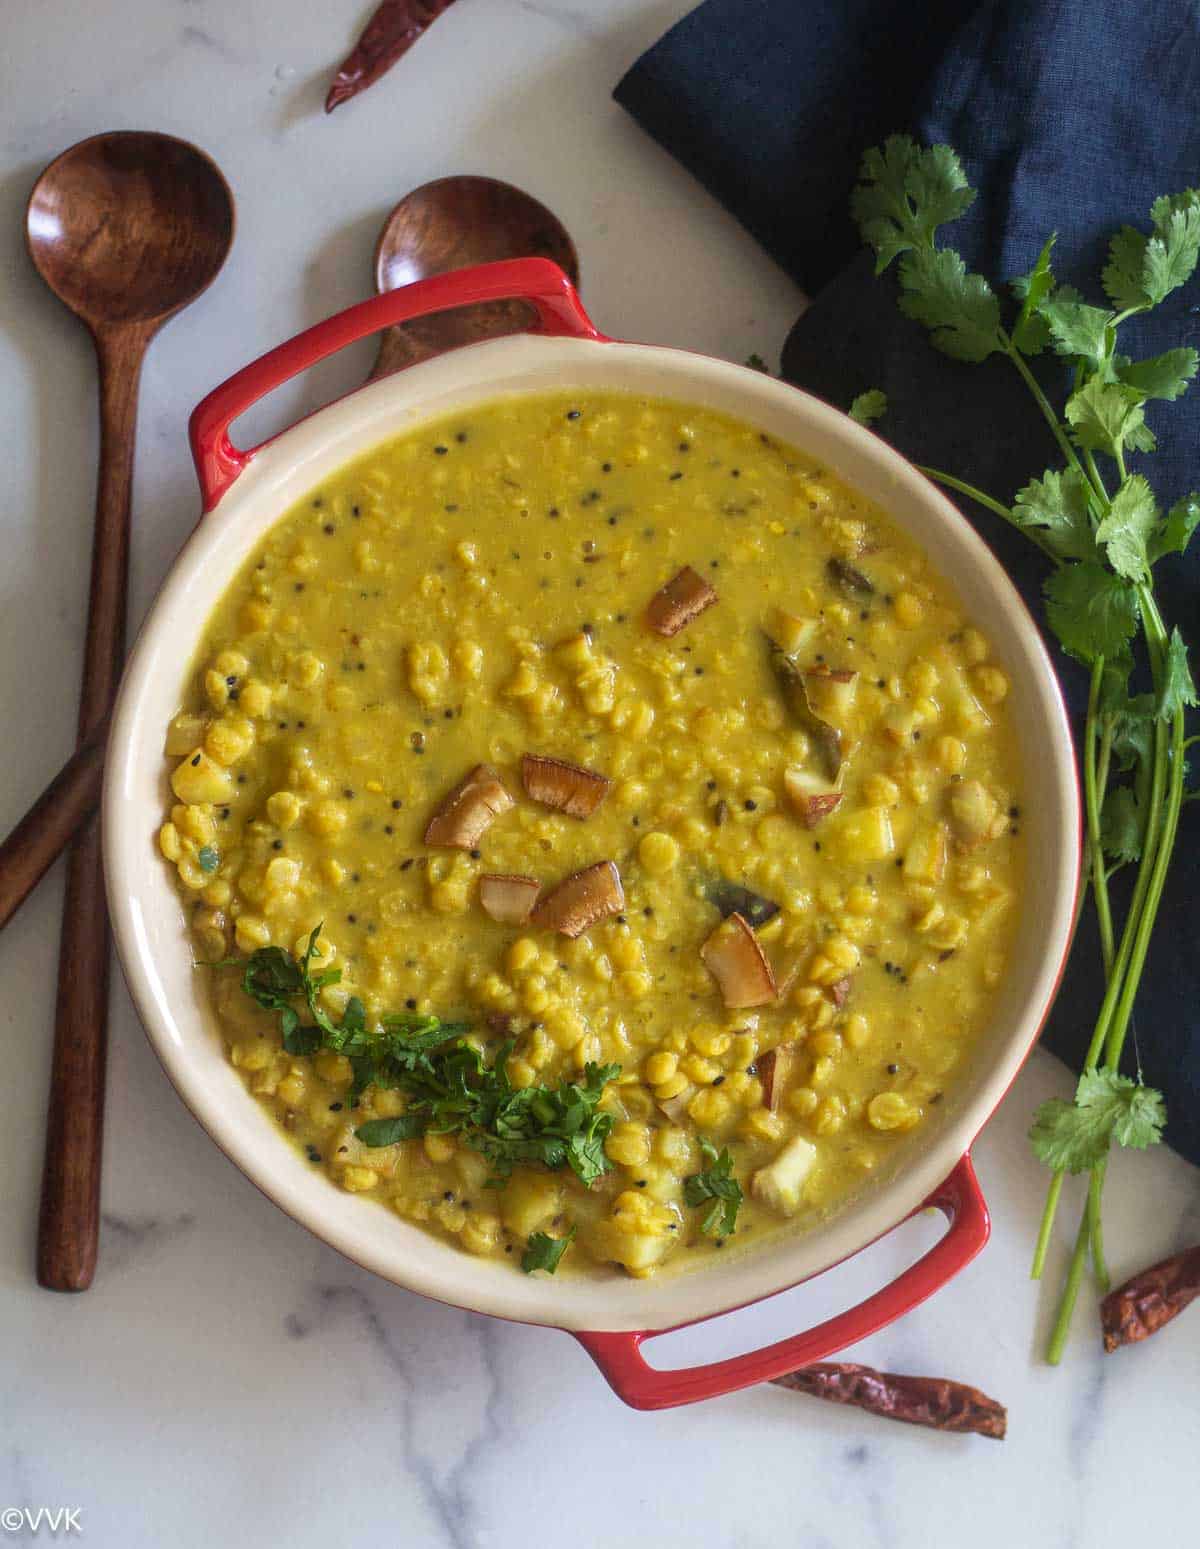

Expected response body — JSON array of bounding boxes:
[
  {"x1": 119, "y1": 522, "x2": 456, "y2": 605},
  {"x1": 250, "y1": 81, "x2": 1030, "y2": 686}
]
[{"x1": 616, "y1": 0, "x2": 1200, "y2": 1167}]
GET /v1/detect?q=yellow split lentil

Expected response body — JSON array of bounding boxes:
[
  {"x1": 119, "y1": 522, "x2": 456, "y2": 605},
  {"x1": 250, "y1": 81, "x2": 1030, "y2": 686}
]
[{"x1": 160, "y1": 390, "x2": 1022, "y2": 1278}]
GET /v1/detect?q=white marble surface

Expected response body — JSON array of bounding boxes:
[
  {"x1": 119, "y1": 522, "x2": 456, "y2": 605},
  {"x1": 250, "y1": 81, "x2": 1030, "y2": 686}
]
[{"x1": 0, "y1": 2, "x2": 1196, "y2": 1544}]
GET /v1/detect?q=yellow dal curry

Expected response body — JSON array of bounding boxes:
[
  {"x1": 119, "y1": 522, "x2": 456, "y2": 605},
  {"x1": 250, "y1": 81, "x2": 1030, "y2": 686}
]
[{"x1": 158, "y1": 390, "x2": 1022, "y2": 1278}]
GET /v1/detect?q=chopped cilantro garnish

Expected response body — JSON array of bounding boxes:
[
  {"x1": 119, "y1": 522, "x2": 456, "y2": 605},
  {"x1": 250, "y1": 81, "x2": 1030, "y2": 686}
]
[
  {"x1": 214, "y1": 927, "x2": 620, "y2": 1193},
  {"x1": 683, "y1": 1138, "x2": 743, "y2": 1239},
  {"x1": 521, "y1": 1225, "x2": 576, "y2": 1275}
]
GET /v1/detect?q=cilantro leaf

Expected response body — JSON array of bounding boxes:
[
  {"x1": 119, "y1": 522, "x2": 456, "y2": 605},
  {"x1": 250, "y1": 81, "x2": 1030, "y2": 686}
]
[
  {"x1": 1009, "y1": 234, "x2": 1056, "y2": 353},
  {"x1": 1149, "y1": 494, "x2": 1200, "y2": 563},
  {"x1": 896, "y1": 245, "x2": 1003, "y2": 362},
  {"x1": 1100, "y1": 785, "x2": 1143, "y2": 864},
  {"x1": 683, "y1": 1138, "x2": 743, "y2": 1239},
  {"x1": 355, "y1": 1114, "x2": 427, "y2": 1145},
  {"x1": 1156, "y1": 627, "x2": 1198, "y2": 721},
  {"x1": 1095, "y1": 474, "x2": 1159, "y2": 581},
  {"x1": 1102, "y1": 192, "x2": 1200, "y2": 309},
  {"x1": 849, "y1": 389, "x2": 888, "y2": 426},
  {"x1": 521, "y1": 1225, "x2": 576, "y2": 1275},
  {"x1": 282, "y1": 1025, "x2": 323, "y2": 1056},
  {"x1": 851, "y1": 137, "x2": 1000, "y2": 361},
  {"x1": 1077, "y1": 1070, "x2": 1167, "y2": 1150},
  {"x1": 1043, "y1": 562, "x2": 1140, "y2": 663},
  {"x1": 1029, "y1": 1070, "x2": 1166, "y2": 1172},
  {"x1": 1037, "y1": 296, "x2": 1114, "y2": 370},
  {"x1": 1143, "y1": 191, "x2": 1200, "y2": 304},
  {"x1": 1102, "y1": 224, "x2": 1152, "y2": 311},
  {"x1": 1011, "y1": 467, "x2": 1095, "y2": 561},
  {"x1": 1116, "y1": 347, "x2": 1198, "y2": 403},
  {"x1": 1109, "y1": 692, "x2": 1156, "y2": 771},
  {"x1": 1064, "y1": 379, "x2": 1152, "y2": 461},
  {"x1": 851, "y1": 136, "x2": 976, "y2": 272},
  {"x1": 744, "y1": 352, "x2": 770, "y2": 373},
  {"x1": 197, "y1": 845, "x2": 219, "y2": 873},
  {"x1": 235, "y1": 945, "x2": 305, "y2": 1041}
]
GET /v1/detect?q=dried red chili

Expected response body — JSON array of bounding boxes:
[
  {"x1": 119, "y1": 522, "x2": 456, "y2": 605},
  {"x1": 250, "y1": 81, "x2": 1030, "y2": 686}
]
[
  {"x1": 325, "y1": 0, "x2": 459, "y2": 113},
  {"x1": 1101, "y1": 1243, "x2": 1200, "y2": 1353},
  {"x1": 771, "y1": 1362, "x2": 1007, "y2": 1439}
]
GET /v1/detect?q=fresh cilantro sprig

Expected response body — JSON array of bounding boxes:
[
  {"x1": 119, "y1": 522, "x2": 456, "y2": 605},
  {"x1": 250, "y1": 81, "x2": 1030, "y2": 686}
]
[
  {"x1": 683, "y1": 1138, "x2": 743, "y2": 1239},
  {"x1": 218, "y1": 927, "x2": 621, "y2": 1204},
  {"x1": 852, "y1": 138, "x2": 1199, "y2": 1364},
  {"x1": 1030, "y1": 1070, "x2": 1166, "y2": 1172}
]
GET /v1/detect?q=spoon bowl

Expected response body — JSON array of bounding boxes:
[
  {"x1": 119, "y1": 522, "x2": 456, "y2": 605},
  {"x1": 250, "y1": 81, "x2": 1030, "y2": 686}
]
[
  {"x1": 27, "y1": 131, "x2": 234, "y2": 331},
  {"x1": 369, "y1": 174, "x2": 578, "y2": 377}
]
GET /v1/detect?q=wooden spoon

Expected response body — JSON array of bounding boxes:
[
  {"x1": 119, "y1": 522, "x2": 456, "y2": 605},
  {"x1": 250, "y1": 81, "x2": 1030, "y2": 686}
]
[
  {"x1": 0, "y1": 175, "x2": 577, "y2": 927},
  {"x1": 26, "y1": 131, "x2": 234, "y2": 1291},
  {"x1": 370, "y1": 174, "x2": 579, "y2": 377}
]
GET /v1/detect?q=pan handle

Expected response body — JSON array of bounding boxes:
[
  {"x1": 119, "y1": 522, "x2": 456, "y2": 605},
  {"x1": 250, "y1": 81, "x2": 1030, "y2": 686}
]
[
  {"x1": 188, "y1": 258, "x2": 602, "y2": 511},
  {"x1": 573, "y1": 1154, "x2": 988, "y2": 1411}
]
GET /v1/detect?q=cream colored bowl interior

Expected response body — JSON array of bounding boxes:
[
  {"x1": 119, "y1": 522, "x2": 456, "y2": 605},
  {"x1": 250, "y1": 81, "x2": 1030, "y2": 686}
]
[{"x1": 104, "y1": 335, "x2": 1080, "y2": 1334}]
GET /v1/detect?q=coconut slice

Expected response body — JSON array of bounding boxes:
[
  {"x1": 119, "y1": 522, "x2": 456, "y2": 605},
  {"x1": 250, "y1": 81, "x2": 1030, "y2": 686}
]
[
  {"x1": 701, "y1": 912, "x2": 778, "y2": 1008},
  {"x1": 757, "y1": 1042, "x2": 799, "y2": 1111},
  {"x1": 751, "y1": 1135, "x2": 819, "y2": 1216},
  {"x1": 521, "y1": 753, "x2": 611, "y2": 819},
  {"x1": 656, "y1": 1085, "x2": 697, "y2": 1126},
  {"x1": 479, "y1": 873, "x2": 541, "y2": 924},
  {"x1": 783, "y1": 765, "x2": 844, "y2": 828},
  {"x1": 804, "y1": 666, "x2": 858, "y2": 721},
  {"x1": 645, "y1": 565, "x2": 718, "y2": 637},
  {"x1": 530, "y1": 860, "x2": 625, "y2": 938},
  {"x1": 424, "y1": 764, "x2": 514, "y2": 849}
]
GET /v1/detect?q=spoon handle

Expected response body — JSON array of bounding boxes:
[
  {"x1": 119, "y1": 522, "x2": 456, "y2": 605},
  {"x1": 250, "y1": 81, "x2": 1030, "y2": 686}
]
[
  {"x1": 38, "y1": 329, "x2": 144, "y2": 1292},
  {"x1": 0, "y1": 721, "x2": 106, "y2": 934}
]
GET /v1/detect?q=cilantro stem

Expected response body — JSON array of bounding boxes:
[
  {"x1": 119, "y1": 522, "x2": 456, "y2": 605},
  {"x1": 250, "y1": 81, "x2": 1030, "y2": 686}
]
[
  {"x1": 1087, "y1": 1158, "x2": 1110, "y2": 1288},
  {"x1": 1031, "y1": 1172, "x2": 1065, "y2": 1281},
  {"x1": 1100, "y1": 589, "x2": 1175, "y2": 1071},
  {"x1": 1044, "y1": 587, "x2": 1179, "y2": 1355},
  {"x1": 1084, "y1": 659, "x2": 1117, "y2": 972},
  {"x1": 852, "y1": 143, "x2": 1191, "y2": 1365},
  {"x1": 1082, "y1": 448, "x2": 1112, "y2": 509},
  {"x1": 917, "y1": 465, "x2": 1059, "y2": 561},
  {"x1": 1034, "y1": 659, "x2": 1117, "y2": 1285},
  {"x1": 1002, "y1": 338, "x2": 1092, "y2": 485},
  {"x1": 1046, "y1": 1205, "x2": 1092, "y2": 1365}
]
